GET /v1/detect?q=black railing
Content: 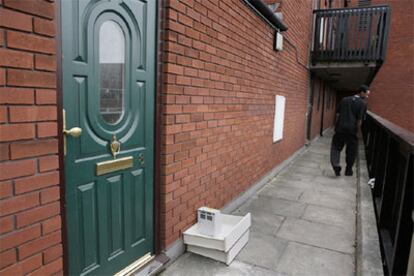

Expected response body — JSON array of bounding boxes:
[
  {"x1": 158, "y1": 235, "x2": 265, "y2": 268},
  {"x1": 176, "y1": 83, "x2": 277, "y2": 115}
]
[
  {"x1": 362, "y1": 112, "x2": 413, "y2": 275},
  {"x1": 312, "y1": 6, "x2": 391, "y2": 63}
]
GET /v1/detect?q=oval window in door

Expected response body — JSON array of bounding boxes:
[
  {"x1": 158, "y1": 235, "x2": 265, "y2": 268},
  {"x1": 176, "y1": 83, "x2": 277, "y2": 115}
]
[{"x1": 99, "y1": 20, "x2": 125, "y2": 124}]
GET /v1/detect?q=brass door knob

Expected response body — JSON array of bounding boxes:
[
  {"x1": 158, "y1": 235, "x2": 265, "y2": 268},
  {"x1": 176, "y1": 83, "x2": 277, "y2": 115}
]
[{"x1": 63, "y1": 127, "x2": 82, "y2": 137}]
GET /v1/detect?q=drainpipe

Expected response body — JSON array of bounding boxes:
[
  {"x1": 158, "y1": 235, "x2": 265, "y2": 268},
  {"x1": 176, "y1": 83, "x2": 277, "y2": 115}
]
[{"x1": 320, "y1": 83, "x2": 326, "y2": 136}]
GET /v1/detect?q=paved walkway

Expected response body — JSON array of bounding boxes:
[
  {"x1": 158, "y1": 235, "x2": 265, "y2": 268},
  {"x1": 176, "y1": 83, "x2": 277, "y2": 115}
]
[{"x1": 160, "y1": 131, "x2": 357, "y2": 276}]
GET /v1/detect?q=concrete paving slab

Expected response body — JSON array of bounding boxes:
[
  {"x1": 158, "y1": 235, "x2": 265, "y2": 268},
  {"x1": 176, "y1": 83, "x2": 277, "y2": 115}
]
[
  {"x1": 308, "y1": 149, "x2": 330, "y2": 155},
  {"x1": 274, "y1": 172, "x2": 316, "y2": 182},
  {"x1": 275, "y1": 180, "x2": 322, "y2": 190},
  {"x1": 274, "y1": 179, "x2": 353, "y2": 194},
  {"x1": 276, "y1": 218, "x2": 355, "y2": 254},
  {"x1": 248, "y1": 196, "x2": 307, "y2": 218},
  {"x1": 160, "y1": 253, "x2": 285, "y2": 276},
  {"x1": 276, "y1": 242, "x2": 354, "y2": 276},
  {"x1": 310, "y1": 176, "x2": 357, "y2": 192},
  {"x1": 289, "y1": 166, "x2": 324, "y2": 176},
  {"x1": 299, "y1": 188, "x2": 355, "y2": 210},
  {"x1": 292, "y1": 159, "x2": 321, "y2": 169},
  {"x1": 302, "y1": 205, "x2": 355, "y2": 234},
  {"x1": 295, "y1": 156, "x2": 327, "y2": 164},
  {"x1": 233, "y1": 207, "x2": 285, "y2": 236},
  {"x1": 235, "y1": 231, "x2": 288, "y2": 271},
  {"x1": 258, "y1": 185, "x2": 304, "y2": 201},
  {"x1": 312, "y1": 175, "x2": 355, "y2": 186}
]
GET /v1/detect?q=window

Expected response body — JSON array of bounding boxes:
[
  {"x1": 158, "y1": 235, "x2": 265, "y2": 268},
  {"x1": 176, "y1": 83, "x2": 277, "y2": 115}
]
[{"x1": 99, "y1": 21, "x2": 125, "y2": 124}]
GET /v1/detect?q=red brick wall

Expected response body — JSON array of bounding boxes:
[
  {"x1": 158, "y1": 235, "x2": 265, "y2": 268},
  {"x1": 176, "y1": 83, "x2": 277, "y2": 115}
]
[
  {"x1": 346, "y1": 1, "x2": 414, "y2": 131},
  {"x1": 160, "y1": 0, "x2": 313, "y2": 247},
  {"x1": 316, "y1": 0, "x2": 347, "y2": 9},
  {"x1": 0, "y1": 1, "x2": 62, "y2": 275},
  {"x1": 368, "y1": 0, "x2": 414, "y2": 132}
]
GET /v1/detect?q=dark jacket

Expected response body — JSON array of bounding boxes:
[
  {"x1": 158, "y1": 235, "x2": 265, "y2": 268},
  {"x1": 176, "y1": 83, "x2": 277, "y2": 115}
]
[{"x1": 335, "y1": 95, "x2": 367, "y2": 135}]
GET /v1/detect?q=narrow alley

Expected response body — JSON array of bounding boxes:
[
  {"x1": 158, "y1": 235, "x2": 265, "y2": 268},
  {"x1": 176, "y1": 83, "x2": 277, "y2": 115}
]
[
  {"x1": 161, "y1": 131, "x2": 359, "y2": 275},
  {"x1": 1, "y1": 0, "x2": 412, "y2": 275}
]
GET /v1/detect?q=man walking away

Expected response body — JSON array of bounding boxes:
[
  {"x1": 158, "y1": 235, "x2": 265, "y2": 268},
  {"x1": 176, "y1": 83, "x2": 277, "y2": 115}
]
[{"x1": 331, "y1": 85, "x2": 370, "y2": 176}]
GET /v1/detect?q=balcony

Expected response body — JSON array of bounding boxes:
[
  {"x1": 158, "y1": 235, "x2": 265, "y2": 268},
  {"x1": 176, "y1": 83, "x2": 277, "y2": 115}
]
[{"x1": 311, "y1": 6, "x2": 391, "y2": 91}]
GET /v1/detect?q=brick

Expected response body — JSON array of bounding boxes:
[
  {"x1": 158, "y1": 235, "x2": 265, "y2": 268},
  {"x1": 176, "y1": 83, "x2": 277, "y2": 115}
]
[
  {"x1": 0, "y1": 249, "x2": 16, "y2": 270},
  {"x1": 10, "y1": 139, "x2": 57, "y2": 160},
  {"x1": 0, "y1": 216, "x2": 14, "y2": 235},
  {"x1": 35, "y1": 89, "x2": 56, "y2": 104},
  {"x1": 40, "y1": 187, "x2": 60, "y2": 204},
  {"x1": 0, "y1": 88, "x2": 35, "y2": 104},
  {"x1": 18, "y1": 231, "x2": 61, "y2": 259},
  {"x1": 0, "y1": 69, "x2": 5, "y2": 86},
  {"x1": 14, "y1": 171, "x2": 59, "y2": 195},
  {"x1": 34, "y1": 55, "x2": 56, "y2": 72},
  {"x1": 0, "y1": 253, "x2": 42, "y2": 275},
  {"x1": 7, "y1": 69, "x2": 56, "y2": 88},
  {"x1": 166, "y1": 9, "x2": 178, "y2": 21},
  {"x1": 166, "y1": 64, "x2": 184, "y2": 75},
  {"x1": 41, "y1": 216, "x2": 61, "y2": 235},
  {"x1": 176, "y1": 95, "x2": 190, "y2": 104},
  {"x1": 165, "y1": 21, "x2": 186, "y2": 34},
  {"x1": 0, "y1": 123, "x2": 35, "y2": 142},
  {"x1": 42, "y1": 244, "x2": 62, "y2": 264},
  {"x1": 7, "y1": 31, "x2": 55, "y2": 54},
  {"x1": 178, "y1": 13, "x2": 193, "y2": 27},
  {"x1": 164, "y1": 105, "x2": 182, "y2": 114},
  {"x1": 0, "y1": 159, "x2": 36, "y2": 181},
  {"x1": 38, "y1": 155, "x2": 58, "y2": 172},
  {"x1": 0, "y1": 193, "x2": 40, "y2": 219},
  {"x1": 0, "y1": 225, "x2": 41, "y2": 252},
  {"x1": 0, "y1": 30, "x2": 4, "y2": 46},
  {"x1": 0, "y1": 180, "x2": 13, "y2": 199},
  {"x1": 0, "y1": 108, "x2": 7, "y2": 125},
  {"x1": 0, "y1": 8, "x2": 32, "y2": 31},
  {"x1": 0, "y1": 144, "x2": 9, "y2": 161},
  {"x1": 28, "y1": 257, "x2": 62, "y2": 276},
  {"x1": 0, "y1": 48, "x2": 33, "y2": 69},
  {"x1": 37, "y1": 122, "x2": 57, "y2": 138},
  {"x1": 9, "y1": 106, "x2": 57, "y2": 122},
  {"x1": 3, "y1": 0, "x2": 54, "y2": 19},
  {"x1": 176, "y1": 114, "x2": 190, "y2": 123},
  {"x1": 33, "y1": 17, "x2": 55, "y2": 37},
  {"x1": 16, "y1": 202, "x2": 60, "y2": 228}
]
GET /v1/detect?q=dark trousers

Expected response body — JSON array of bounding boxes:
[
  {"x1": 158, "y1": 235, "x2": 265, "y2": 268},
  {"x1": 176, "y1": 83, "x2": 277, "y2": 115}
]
[{"x1": 330, "y1": 132, "x2": 358, "y2": 169}]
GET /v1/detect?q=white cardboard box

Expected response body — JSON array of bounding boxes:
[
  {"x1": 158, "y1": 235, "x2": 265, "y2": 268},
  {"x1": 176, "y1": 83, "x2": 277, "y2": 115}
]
[
  {"x1": 197, "y1": 207, "x2": 221, "y2": 236},
  {"x1": 187, "y1": 230, "x2": 250, "y2": 265},
  {"x1": 183, "y1": 213, "x2": 251, "y2": 252}
]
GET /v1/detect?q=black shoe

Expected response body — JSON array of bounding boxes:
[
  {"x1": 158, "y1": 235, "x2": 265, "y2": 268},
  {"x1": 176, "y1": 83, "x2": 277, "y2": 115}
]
[
  {"x1": 345, "y1": 167, "x2": 353, "y2": 176},
  {"x1": 333, "y1": 166, "x2": 341, "y2": 176}
]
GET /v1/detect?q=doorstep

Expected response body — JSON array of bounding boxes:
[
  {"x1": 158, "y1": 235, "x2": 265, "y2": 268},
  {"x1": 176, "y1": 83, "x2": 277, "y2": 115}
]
[{"x1": 132, "y1": 254, "x2": 170, "y2": 276}]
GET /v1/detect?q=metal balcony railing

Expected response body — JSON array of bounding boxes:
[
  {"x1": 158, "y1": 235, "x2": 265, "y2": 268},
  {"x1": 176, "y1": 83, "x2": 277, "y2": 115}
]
[
  {"x1": 312, "y1": 6, "x2": 391, "y2": 63},
  {"x1": 362, "y1": 112, "x2": 413, "y2": 275}
]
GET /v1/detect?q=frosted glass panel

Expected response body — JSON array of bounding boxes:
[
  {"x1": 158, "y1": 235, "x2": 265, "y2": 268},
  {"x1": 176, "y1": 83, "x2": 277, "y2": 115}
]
[
  {"x1": 99, "y1": 21, "x2": 125, "y2": 124},
  {"x1": 273, "y1": 95, "x2": 285, "y2": 142}
]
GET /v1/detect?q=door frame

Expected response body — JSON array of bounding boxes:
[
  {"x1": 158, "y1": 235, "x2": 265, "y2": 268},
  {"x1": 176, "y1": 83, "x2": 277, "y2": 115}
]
[
  {"x1": 306, "y1": 75, "x2": 315, "y2": 142},
  {"x1": 55, "y1": 1, "x2": 164, "y2": 274}
]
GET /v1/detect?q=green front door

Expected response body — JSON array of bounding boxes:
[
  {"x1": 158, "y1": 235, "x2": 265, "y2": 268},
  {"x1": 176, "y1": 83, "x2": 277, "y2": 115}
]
[{"x1": 61, "y1": 1, "x2": 156, "y2": 275}]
